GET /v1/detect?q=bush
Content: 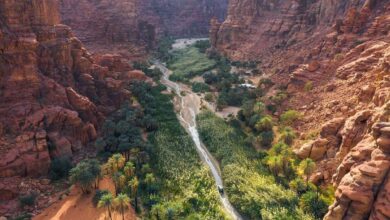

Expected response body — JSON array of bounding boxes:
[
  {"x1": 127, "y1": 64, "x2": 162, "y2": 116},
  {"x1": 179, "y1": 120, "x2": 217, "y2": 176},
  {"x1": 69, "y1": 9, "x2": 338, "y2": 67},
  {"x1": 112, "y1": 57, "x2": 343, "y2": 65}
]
[
  {"x1": 10, "y1": 212, "x2": 32, "y2": 220},
  {"x1": 193, "y1": 40, "x2": 211, "y2": 53},
  {"x1": 93, "y1": 190, "x2": 109, "y2": 206},
  {"x1": 255, "y1": 115, "x2": 274, "y2": 132},
  {"x1": 304, "y1": 81, "x2": 313, "y2": 92},
  {"x1": 279, "y1": 127, "x2": 297, "y2": 146},
  {"x1": 280, "y1": 110, "x2": 302, "y2": 125},
  {"x1": 259, "y1": 131, "x2": 274, "y2": 147},
  {"x1": 270, "y1": 91, "x2": 288, "y2": 105},
  {"x1": 299, "y1": 191, "x2": 329, "y2": 219},
  {"x1": 204, "y1": 93, "x2": 214, "y2": 102},
  {"x1": 191, "y1": 82, "x2": 210, "y2": 93},
  {"x1": 49, "y1": 157, "x2": 73, "y2": 180},
  {"x1": 19, "y1": 192, "x2": 38, "y2": 208}
]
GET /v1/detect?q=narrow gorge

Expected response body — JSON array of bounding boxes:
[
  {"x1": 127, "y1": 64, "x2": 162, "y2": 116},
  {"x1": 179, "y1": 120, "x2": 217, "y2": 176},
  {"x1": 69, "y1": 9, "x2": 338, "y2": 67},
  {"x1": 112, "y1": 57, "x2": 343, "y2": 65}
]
[{"x1": 1, "y1": 0, "x2": 390, "y2": 220}]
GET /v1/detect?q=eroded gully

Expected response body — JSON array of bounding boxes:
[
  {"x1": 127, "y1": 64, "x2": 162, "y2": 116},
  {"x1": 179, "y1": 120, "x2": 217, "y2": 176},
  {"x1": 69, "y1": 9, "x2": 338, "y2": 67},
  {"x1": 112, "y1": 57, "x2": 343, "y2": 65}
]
[{"x1": 153, "y1": 60, "x2": 242, "y2": 220}]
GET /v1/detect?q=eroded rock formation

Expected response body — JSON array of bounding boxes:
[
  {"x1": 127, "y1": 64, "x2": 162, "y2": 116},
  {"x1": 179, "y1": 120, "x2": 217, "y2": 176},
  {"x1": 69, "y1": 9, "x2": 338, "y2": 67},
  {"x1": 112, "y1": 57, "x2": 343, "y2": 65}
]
[
  {"x1": 0, "y1": 0, "x2": 142, "y2": 214},
  {"x1": 60, "y1": 0, "x2": 228, "y2": 53},
  {"x1": 213, "y1": 0, "x2": 390, "y2": 219}
]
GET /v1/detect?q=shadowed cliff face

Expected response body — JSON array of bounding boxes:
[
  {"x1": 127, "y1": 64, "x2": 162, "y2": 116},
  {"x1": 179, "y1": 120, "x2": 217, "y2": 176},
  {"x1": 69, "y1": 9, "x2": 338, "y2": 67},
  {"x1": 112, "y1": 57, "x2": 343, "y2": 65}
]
[
  {"x1": 212, "y1": 0, "x2": 390, "y2": 219},
  {"x1": 0, "y1": 0, "x2": 145, "y2": 213},
  {"x1": 59, "y1": 0, "x2": 228, "y2": 52}
]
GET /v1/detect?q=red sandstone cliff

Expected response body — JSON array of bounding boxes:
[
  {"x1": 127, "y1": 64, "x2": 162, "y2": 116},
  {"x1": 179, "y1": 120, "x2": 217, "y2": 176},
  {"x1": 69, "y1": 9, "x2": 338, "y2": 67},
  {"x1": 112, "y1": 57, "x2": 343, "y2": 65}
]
[
  {"x1": 60, "y1": 0, "x2": 228, "y2": 53},
  {"x1": 0, "y1": 0, "x2": 144, "y2": 215},
  {"x1": 212, "y1": 0, "x2": 390, "y2": 219}
]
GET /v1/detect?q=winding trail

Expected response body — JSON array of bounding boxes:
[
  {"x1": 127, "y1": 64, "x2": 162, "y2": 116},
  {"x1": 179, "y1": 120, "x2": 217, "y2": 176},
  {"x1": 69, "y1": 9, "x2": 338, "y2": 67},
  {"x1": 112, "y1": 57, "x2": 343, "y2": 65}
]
[{"x1": 153, "y1": 60, "x2": 242, "y2": 220}]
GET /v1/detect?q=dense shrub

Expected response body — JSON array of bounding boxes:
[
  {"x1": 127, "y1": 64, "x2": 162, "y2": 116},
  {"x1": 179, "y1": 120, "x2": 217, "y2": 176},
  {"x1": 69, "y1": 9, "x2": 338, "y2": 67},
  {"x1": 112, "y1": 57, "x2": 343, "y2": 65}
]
[
  {"x1": 19, "y1": 192, "x2": 38, "y2": 208},
  {"x1": 191, "y1": 82, "x2": 210, "y2": 93},
  {"x1": 193, "y1": 40, "x2": 211, "y2": 53},
  {"x1": 49, "y1": 157, "x2": 73, "y2": 180},
  {"x1": 130, "y1": 82, "x2": 226, "y2": 219},
  {"x1": 93, "y1": 189, "x2": 109, "y2": 206},
  {"x1": 299, "y1": 191, "x2": 329, "y2": 219},
  {"x1": 168, "y1": 46, "x2": 216, "y2": 81},
  {"x1": 280, "y1": 110, "x2": 302, "y2": 125},
  {"x1": 197, "y1": 111, "x2": 312, "y2": 219},
  {"x1": 255, "y1": 116, "x2": 274, "y2": 132}
]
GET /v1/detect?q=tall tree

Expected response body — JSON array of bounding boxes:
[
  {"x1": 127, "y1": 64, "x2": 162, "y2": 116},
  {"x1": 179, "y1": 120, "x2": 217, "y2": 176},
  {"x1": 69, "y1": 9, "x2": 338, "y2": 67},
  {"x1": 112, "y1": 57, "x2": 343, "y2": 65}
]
[
  {"x1": 98, "y1": 192, "x2": 114, "y2": 220},
  {"x1": 114, "y1": 193, "x2": 130, "y2": 220},
  {"x1": 108, "y1": 154, "x2": 126, "y2": 173},
  {"x1": 69, "y1": 160, "x2": 100, "y2": 193},
  {"x1": 298, "y1": 158, "x2": 316, "y2": 187},
  {"x1": 112, "y1": 172, "x2": 126, "y2": 195},
  {"x1": 129, "y1": 177, "x2": 139, "y2": 212},
  {"x1": 124, "y1": 161, "x2": 135, "y2": 178},
  {"x1": 266, "y1": 155, "x2": 283, "y2": 178}
]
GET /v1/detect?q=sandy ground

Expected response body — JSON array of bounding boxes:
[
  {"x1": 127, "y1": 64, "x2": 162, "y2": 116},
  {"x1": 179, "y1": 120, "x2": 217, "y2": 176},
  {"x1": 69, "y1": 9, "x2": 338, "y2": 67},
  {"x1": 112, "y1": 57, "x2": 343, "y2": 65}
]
[{"x1": 33, "y1": 178, "x2": 136, "y2": 220}]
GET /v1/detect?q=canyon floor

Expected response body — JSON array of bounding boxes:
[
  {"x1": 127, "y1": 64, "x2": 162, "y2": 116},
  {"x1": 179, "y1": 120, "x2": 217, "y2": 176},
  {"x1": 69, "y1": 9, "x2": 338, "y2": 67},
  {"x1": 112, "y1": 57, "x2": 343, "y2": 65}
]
[{"x1": 33, "y1": 178, "x2": 136, "y2": 220}]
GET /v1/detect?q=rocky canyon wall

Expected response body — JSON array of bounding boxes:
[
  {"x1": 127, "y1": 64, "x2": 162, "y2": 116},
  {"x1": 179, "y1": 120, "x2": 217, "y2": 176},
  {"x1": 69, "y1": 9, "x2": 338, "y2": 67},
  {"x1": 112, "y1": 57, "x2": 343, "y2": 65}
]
[
  {"x1": 212, "y1": 0, "x2": 390, "y2": 219},
  {"x1": 0, "y1": 0, "x2": 145, "y2": 215},
  {"x1": 60, "y1": 0, "x2": 228, "y2": 53}
]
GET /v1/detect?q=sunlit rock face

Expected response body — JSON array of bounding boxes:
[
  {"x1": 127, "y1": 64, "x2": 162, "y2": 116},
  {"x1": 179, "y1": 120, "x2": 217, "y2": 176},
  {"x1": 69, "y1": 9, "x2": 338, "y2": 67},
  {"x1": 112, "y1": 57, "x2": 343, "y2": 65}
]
[
  {"x1": 211, "y1": 0, "x2": 388, "y2": 61},
  {"x1": 211, "y1": 0, "x2": 390, "y2": 219},
  {"x1": 0, "y1": 0, "x2": 139, "y2": 213},
  {"x1": 59, "y1": 0, "x2": 228, "y2": 50}
]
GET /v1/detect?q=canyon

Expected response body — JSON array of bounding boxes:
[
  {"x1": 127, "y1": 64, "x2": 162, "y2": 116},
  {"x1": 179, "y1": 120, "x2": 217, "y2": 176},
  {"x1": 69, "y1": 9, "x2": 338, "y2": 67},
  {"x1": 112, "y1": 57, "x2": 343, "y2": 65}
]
[
  {"x1": 212, "y1": 0, "x2": 390, "y2": 219},
  {"x1": 60, "y1": 0, "x2": 228, "y2": 56},
  {"x1": 0, "y1": 0, "x2": 145, "y2": 215},
  {"x1": 1, "y1": 0, "x2": 390, "y2": 219}
]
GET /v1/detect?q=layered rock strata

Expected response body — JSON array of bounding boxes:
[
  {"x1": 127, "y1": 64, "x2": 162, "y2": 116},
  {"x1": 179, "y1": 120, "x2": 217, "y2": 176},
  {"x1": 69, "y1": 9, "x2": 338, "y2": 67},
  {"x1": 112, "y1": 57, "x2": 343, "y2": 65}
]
[{"x1": 0, "y1": 0, "x2": 143, "y2": 214}]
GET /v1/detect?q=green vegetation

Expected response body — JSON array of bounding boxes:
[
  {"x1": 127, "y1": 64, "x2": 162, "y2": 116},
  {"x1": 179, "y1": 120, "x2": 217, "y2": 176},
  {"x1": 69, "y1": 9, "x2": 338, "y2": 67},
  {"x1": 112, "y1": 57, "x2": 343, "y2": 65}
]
[
  {"x1": 69, "y1": 159, "x2": 101, "y2": 194},
  {"x1": 49, "y1": 156, "x2": 73, "y2": 180},
  {"x1": 96, "y1": 81, "x2": 226, "y2": 219},
  {"x1": 155, "y1": 37, "x2": 175, "y2": 61},
  {"x1": 197, "y1": 111, "x2": 334, "y2": 219},
  {"x1": 98, "y1": 192, "x2": 115, "y2": 220},
  {"x1": 133, "y1": 61, "x2": 163, "y2": 81},
  {"x1": 131, "y1": 82, "x2": 226, "y2": 219},
  {"x1": 194, "y1": 40, "x2": 211, "y2": 53},
  {"x1": 115, "y1": 193, "x2": 131, "y2": 220},
  {"x1": 197, "y1": 111, "x2": 311, "y2": 219},
  {"x1": 19, "y1": 192, "x2": 38, "y2": 208},
  {"x1": 280, "y1": 110, "x2": 302, "y2": 125},
  {"x1": 192, "y1": 82, "x2": 210, "y2": 93},
  {"x1": 168, "y1": 46, "x2": 216, "y2": 82},
  {"x1": 304, "y1": 81, "x2": 313, "y2": 92}
]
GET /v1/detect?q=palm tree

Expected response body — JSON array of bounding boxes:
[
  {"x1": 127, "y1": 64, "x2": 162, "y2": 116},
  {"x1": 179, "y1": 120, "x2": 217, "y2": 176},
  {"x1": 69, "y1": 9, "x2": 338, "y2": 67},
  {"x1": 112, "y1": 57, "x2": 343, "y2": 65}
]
[
  {"x1": 108, "y1": 154, "x2": 126, "y2": 173},
  {"x1": 280, "y1": 127, "x2": 296, "y2": 146},
  {"x1": 98, "y1": 192, "x2": 114, "y2": 220},
  {"x1": 123, "y1": 161, "x2": 135, "y2": 178},
  {"x1": 129, "y1": 177, "x2": 139, "y2": 212},
  {"x1": 255, "y1": 115, "x2": 273, "y2": 132},
  {"x1": 144, "y1": 173, "x2": 157, "y2": 193},
  {"x1": 298, "y1": 158, "x2": 316, "y2": 187},
  {"x1": 112, "y1": 172, "x2": 126, "y2": 195},
  {"x1": 114, "y1": 193, "x2": 130, "y2": 220},
  {"x1": 130, "y1": 148, "x2": 141, "y2": 169},
  {"x1": 266, "y1": 155, "x2": 283, "y2": 178}
]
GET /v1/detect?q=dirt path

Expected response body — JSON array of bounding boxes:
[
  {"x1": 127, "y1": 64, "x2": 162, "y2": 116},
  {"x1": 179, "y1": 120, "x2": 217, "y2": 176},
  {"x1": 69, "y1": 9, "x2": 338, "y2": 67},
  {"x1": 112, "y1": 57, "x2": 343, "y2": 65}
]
[{"x1": 33, "y1": 178, "x2": 136, "y2": 220}]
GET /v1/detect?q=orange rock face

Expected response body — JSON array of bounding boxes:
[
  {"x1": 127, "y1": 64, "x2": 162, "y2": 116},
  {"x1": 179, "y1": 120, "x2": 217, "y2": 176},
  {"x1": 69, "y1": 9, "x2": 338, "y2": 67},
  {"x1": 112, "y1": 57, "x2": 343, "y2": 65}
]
[
  {"x1": 212, "y1": 0, "x2": 390, "y2": 219},
  {"x1": 0, "y1": 0, "x2": 143, "y2": 214}
]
